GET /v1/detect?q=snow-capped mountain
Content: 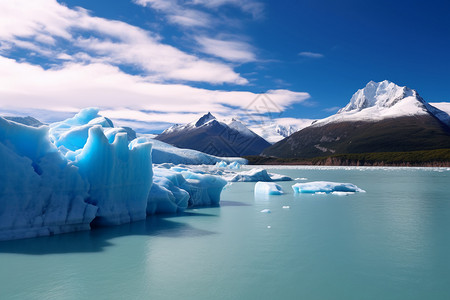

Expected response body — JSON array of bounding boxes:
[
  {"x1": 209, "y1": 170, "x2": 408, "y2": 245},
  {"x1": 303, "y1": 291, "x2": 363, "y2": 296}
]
[
  {"x1": 263, "y1": 80, "x2": 450, "y2": 158},
  {"x1": 249, "y1": 119, "x2": 313, "y2": 144},
  {"x1": 314, "y1": 80, "x2": 449, "y2": 126},
  {"x1": 156, "y1": 112, "x2": 271, "y2": 157}
]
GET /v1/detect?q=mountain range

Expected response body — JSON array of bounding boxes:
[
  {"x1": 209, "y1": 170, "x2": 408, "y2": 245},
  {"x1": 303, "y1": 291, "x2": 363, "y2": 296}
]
[
  {"x1": 262, "y1": 80, "x2": 450, "y2": 158},
  {"x1": 155, "y1": 112, "x2": 271, "y2": 157}
]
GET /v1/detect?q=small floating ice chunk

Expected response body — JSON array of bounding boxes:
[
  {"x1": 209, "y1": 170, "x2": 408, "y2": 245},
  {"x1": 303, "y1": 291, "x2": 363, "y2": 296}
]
[
  {"x1": 332, "y1": 191, "x2": 355, "y2": 196},
  {"x1": 260, "y1": 209, "x2": 271, "y2": 213},
  {"x1": 254, "y1": 182, "x2": 284, "y2": 195},
  {"x1": 295, "y1": 177, "x2": 308, "y2": 180},
  {"x1": 292, "y1": 181, "x2": 365, "y2": 194},
  {"x1": 282, "y1": 205, "x2": 290, "y2": 209},
  {"x1": 267, "y1": 225, "x2": 271, "y2": 228},
  {"x1": 227, "y1": 161, "x2": 241, "y2": 170},
  {"x1": 228, "y1": 168, "x2": 292, "y2": 182},
  {"x1": 215, "y1": 161, "x2": 228, "y2": 168}
]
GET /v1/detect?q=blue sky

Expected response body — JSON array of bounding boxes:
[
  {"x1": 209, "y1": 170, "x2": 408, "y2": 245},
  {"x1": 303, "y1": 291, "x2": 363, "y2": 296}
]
[{"x1": 0, "y1": 0, "x2": 449, "y2": 132}]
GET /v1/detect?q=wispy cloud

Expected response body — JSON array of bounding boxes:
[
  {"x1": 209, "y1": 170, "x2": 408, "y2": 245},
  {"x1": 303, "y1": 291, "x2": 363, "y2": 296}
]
[
  {"x1": 298, "y1": 51, "x2": 324, "y2": 58},
  {"x1": 323, "y1": 106, "x2": 341, "y2": 113},
  {"x1": 134, "y1": 0, "x2": 214, "y2": 28},
  {"x1": 0, "y1": 0, "x2": 246, "y2": 84},
  {"x1": 0, "y1": 0, "x2": 312, "y2": 132},
  {"x1": 190, "y1": 0, "x2": 264, "y2": 19},
  {"x1": 134, "y1": 0, "x2": 261, "y2": 64},
  {"x1": 0, "y1": 56, "x2": 310, "y2": 126},
  {"x1": 195, "y1": 36, "x2": 256, "y2": 62}
]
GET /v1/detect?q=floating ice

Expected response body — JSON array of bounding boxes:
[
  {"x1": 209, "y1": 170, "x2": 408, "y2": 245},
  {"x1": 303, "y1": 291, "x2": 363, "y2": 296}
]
[
  {"x1": 73, "y1": 126, "x2": 153, "y2": 226},
  {"x1": 180, "y1": 170, "x2": 228, "y2": 207},
  {"x1": 254, "y1": 182, "x2": 284, "y2": 195},
  {"x1": 0, "y1": 109, "x2": 232, "y2": 241},
  {"x1": 332, "y1": 191, "x2": 356, "y2": 196},
  {"x1": 292, "y1": 181, "x2": 365, "y2": 194},
  {"x1": 282, "y1": 205, "x2": 290, "y2": 209},
  {"x1": 260, "y1": 209, "x2": 271, "y2": 213},
  {"x1": 228, "y1": 161, "x2": 241, "y2": 170},
  {"x1": 132, "y1": 137, "x2": 246, "y2": 165},
  {"x1": 0, "y1": 117, "x2": 97, "y2": 241},
  {"x1": 228, "y1": 168, "x2": 292, "y2": 182},
  {"x1": 215, "y1": 161, "x2": 228, "y2": 168}
]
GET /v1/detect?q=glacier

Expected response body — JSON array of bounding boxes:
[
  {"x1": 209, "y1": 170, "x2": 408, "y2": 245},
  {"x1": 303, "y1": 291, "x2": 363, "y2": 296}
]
[
  {"x1": 0, "y1": 109, "x2": 233, "y2": 240},
  {"x1": 292, "y1": 181, "x2": 365, "y2": 194},
  {"x1": 0, "y1": 117, "x2": 97, "y2": 240},
  {"x1": 0, "y1": 108, "x2": 295, "y2": 241}
]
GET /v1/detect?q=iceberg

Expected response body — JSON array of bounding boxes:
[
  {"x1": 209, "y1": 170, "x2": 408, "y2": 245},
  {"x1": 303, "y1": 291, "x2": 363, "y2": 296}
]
[
  {"x1": 0, "y1": 117, "x2": 97, "y2": 241},
  {"x1": 254, "y1": 182, "x2": 284, "y2": 195},
  {"x1": 73, "y1": 126, "x2": 153, "y2": 226},
  {"x1": 227, "y1": 168, "x2": 292, "y2": 182},
  {"x1": 227, "y1": 161, "x2": 241, "y2": 170},
  {"x1": 0, "y1": 108, "x2": 232, "y2": 241},
  {"x1": 132, "y1": 137, "x2": 247, "y2": 165},
  {"x1": 215, "y1": 161, "x2": 228, "y2": 168},
  {"x1": 148, "y1": 171, "x2": 190, "y2": 214},
  {"x1": 292, "y1": 181, "x2": 365, "y2": 194}
]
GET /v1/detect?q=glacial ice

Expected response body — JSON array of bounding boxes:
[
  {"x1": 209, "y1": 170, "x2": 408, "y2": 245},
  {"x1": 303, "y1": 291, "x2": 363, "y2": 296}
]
[
  {"x1": 254, "y1": 182, "x2": 284, "y2": 195},
  {"x1": 132, "y1": 137, "x2": 247, "y2": 165},
  {"x1": 228, "y1": 168, "x2": 292, "y2": 182},
  {"x1": 0, "y1": 117, "x2": 97, "y2": 240},
  {"x1": 292, "y1": 181, "x2": 365, "y2": 194},
  {"x1": 73, "y1": 126, "x2": 153, "y2": 226},
  {"x1": 0, "y1": 108, "x2": 234, "y2": 240}
]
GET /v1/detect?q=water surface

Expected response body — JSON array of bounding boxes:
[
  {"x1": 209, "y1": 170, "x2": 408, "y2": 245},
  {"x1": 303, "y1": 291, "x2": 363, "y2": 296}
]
[{"x1": 1, "y1": 167, "x2": 449, "y2": 299}]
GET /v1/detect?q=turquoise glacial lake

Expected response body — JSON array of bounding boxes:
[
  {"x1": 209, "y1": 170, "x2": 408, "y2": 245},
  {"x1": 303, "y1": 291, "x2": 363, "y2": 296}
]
[{"x1": 1, "y1": 166, "x2": 450, "y2": 299}]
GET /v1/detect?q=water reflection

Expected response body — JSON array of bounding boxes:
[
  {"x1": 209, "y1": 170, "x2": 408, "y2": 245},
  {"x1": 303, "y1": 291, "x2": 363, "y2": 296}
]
[{"x1": 0, "y1": 213, "x2": 216, "y2": 255}]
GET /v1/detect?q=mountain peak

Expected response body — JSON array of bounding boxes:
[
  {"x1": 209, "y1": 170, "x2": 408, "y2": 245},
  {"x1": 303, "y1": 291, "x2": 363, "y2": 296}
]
[
  {"x1": 195, "y1": 112, "x2": 216, "y2": 127},
  {"x1": 338, "y1": 80, "x2": 422, "y2": 114}
]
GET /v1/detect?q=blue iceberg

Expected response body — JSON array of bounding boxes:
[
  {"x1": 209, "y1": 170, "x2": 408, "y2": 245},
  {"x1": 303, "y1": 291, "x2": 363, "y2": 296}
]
[
  {"x1": 254, "y1": 182, "x2": 284, "y2": 195},
  {"x1": 292, "y1": 181, "x2": 365, "y2": 194},
  {"x1": 0, "y1": 108, "x2": 231, "y2": 241}
]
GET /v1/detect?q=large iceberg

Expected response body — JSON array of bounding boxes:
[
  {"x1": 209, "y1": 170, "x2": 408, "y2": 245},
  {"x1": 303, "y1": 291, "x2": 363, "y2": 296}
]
[
  {"x1": 292, "y1": 181, "x2": 365, "y2": 194},
  {"x1": 0, "y1": 117, "x2": 97, "y2": 240},
  {"x1": 73, "y1": 126, "x2": 153, "y2": 226},
  {"x1": 0, "y1": 108, "x2": 232, "y2": 241}
]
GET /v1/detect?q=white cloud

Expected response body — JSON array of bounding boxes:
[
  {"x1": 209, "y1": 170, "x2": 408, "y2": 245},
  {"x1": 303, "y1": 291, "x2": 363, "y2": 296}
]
[
  {"x1": 134, "y1": 0, "x2": 214, "y2": 28},
  {"x1": 0, "y1": 0, "x2": 312, "y2": 133},
  {"x1": 298, "y1": 51, "x2": 324, "y2": 58},
  {"x1": 0, "y1": 56, "x2": 309, "y2": 122},
  {"x1": 195, "y1": 36, "x2": 256, "y2": 62},
  {"x1": 0, "y1": 0, "x2": 246, "y2": 84},
  {"x1": 190, "y1": 0, "x2": 264, "y2": 19}
]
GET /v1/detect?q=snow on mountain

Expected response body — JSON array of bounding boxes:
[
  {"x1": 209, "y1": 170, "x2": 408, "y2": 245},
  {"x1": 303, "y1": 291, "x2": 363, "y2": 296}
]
[
  {"x1": 249, "y1": 118, "x2": 313, "y2": 143},
  {"x1": 314, "y1": 80, "x2": 449, "y2": 126},
  {"x1": 431, "y1": 102, "x2": 450, "y2": 115},
  {"x1": 157, "y1": 112, "x2": 271, "y2": 156},
  {"x1": 262, "y1": 80, "x2": 450, "y2": 158},
  {"x1": 225, "y1": 118, "x2": 256, "y2": 137},
  {"x1": 429, "y1": 102, "x2": 450, "y2": 125}
]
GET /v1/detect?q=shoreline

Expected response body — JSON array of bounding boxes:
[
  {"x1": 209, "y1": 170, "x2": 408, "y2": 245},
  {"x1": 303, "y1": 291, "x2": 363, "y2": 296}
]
[{"x1": 243, "y1": 149, "x2": 450, "y2": 168}]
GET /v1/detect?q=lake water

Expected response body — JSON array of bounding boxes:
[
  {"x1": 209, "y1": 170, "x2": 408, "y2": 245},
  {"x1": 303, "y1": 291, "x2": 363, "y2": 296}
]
[{"x1": 1, "y1": 166, "x2": 450, "y2": 300}]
